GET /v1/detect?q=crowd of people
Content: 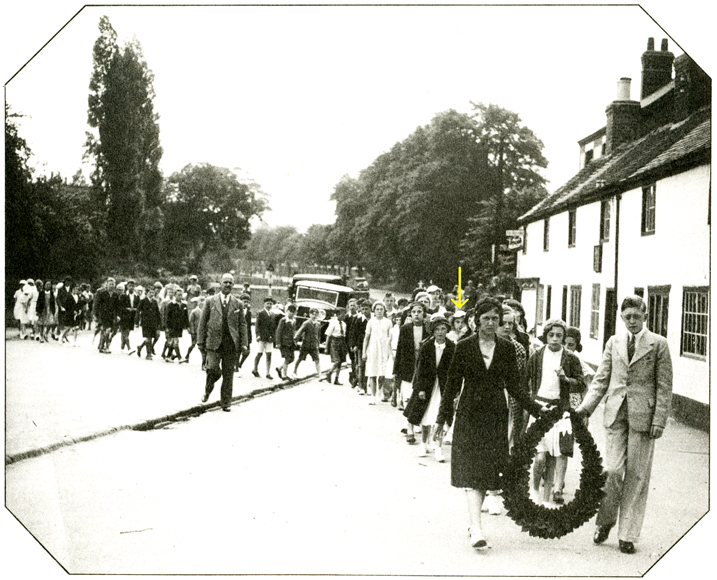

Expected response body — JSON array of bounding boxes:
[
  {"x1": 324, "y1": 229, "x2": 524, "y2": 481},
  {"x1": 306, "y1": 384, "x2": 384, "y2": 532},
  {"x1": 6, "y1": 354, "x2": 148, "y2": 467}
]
[{"x1": 10, "y1": 274, "x2": 673, "y2": 555}]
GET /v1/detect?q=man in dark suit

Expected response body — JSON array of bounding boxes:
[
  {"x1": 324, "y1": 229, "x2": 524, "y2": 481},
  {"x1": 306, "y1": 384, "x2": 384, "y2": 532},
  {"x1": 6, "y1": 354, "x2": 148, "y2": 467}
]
[
  {"x1": 577, "y1": 296, "x2": 673, "y2": 555},
  {"x1": 393, "y1": 302, "x2": 429, "y2": 442},
  {"x1": 197, "y1": 273, "x2": 249, "y2": 411}
]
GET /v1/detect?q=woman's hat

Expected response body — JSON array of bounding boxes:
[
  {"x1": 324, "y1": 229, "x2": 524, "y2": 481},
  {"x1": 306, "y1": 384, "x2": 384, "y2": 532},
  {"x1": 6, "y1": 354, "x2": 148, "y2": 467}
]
[{"x1": 430, "y1": 313, "x2": 451, "y2": 331}]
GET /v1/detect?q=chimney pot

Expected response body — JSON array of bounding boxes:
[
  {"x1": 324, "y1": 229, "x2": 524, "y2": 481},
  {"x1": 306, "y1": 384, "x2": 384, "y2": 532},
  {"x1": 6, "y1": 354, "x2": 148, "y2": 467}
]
[
  {"x1": 647, "y1": 37, "x2": 655, "y2": 50},
  {"x1": 661, "y1": 38, "x2": 669, "y2": 51},
  {"x1": 616, "y1": 78, "x2": 632, "y2": 100}
]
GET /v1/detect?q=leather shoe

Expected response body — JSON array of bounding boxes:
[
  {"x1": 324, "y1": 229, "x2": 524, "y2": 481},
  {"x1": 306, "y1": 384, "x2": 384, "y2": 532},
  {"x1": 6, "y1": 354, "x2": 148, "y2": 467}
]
[
  {"x1": 619, "y1": 540, "x2": 635, "y2": 554},
  {"x1": 201, "y1": 393, "x2": 209, "y2": 403},
  {"x1": 594, "y1": 524, "x2": 613, "y2": 544},
  {"x1": 222, "y1": 406, "x2": 231, "y2": 412}
]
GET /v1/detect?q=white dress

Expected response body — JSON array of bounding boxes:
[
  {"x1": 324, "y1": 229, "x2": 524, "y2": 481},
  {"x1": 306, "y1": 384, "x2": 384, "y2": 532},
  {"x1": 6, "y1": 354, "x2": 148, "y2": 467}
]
[{"x1": 364, "y1": 316, "x2": 393, "y2": 377}]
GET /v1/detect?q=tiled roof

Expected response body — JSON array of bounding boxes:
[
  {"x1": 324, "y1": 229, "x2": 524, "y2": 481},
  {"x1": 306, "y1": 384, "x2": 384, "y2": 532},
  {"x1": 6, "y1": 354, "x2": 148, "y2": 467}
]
[{"x1": 519, "y1": 106, "x2": 711, "y2": 223}]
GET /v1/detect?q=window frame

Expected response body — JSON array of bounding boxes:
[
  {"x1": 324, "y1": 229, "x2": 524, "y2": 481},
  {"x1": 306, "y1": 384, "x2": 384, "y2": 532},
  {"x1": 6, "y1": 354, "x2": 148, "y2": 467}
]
[
  {"x1": 681, "y1": 286, "x2": 709, "y2": 359},
  {"x1": 569, "y1": 285, "x2": 582, "y2": 328},
  {"x1": 641, "y1": 183, "x2": 656, "y2": 236},
  {"x1": 600, "y1": 199, "x2": 610, "y2": 242},
  {"x1": 647, "y1": 285, "x2": 670, "y2": 338},
  {"x1": 568, "y1": 209, "x2": 577, "y2": 248},
  {"x1": 590, "y1": 284, "x2": 600, "y2": 339}
]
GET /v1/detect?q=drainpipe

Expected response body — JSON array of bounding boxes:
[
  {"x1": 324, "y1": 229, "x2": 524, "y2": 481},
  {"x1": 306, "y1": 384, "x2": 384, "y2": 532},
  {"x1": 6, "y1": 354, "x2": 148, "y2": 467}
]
[{"x1": 614, "y1": 193, "x2": 621, "y2": 309}]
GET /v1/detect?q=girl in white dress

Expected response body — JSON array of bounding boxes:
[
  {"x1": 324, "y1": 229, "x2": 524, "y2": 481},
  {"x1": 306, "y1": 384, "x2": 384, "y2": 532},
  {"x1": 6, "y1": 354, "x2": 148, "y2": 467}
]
[{"x1": 362, "y1": 301, "x2": 393, "y2": 405}]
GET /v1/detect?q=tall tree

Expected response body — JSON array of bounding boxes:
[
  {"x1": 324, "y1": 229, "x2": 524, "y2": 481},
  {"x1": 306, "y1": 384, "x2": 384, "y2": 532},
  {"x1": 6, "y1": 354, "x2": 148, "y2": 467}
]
[
  {"x1": 464, "y1": 103, "x2": 548, "y2": 276},
  {"x1": 85, "y1": 16, "x2": 163, "y2": 261},
  {"x1": 164, "y1": 163, "x2": 268, "y2": 266}
]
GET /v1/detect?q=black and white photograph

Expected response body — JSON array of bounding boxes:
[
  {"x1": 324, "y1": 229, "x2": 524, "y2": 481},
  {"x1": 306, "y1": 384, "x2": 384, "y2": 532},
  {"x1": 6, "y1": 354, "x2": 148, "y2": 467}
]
[{"x1": 2, "y1": 1, "x2": 712, "y2": 578}]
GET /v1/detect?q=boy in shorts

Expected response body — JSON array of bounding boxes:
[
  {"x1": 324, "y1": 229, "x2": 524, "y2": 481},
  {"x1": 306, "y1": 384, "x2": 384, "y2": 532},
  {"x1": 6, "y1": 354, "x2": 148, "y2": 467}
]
[
  {"x1": 293, "y1": 307, "x2": 322, "y2": 378},
  {"x1": 275, "y1": 304, "x2": 298, "y2": 380}
]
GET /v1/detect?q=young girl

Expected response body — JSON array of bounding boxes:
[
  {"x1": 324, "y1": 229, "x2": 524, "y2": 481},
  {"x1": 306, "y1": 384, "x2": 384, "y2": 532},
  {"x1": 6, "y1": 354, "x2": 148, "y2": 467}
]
[
  {"x1": 526, "y1": 319, "x2": 584, "y2": 506},
  {"x1": 362, "y1": 301, "x2": 393, "y2": 405},
  {"x1": 35, "y1": 280, "x2": 56, "y2": 342},
  {"x1": 404, "y1": 315, "x2": 455, "y2": 461}
]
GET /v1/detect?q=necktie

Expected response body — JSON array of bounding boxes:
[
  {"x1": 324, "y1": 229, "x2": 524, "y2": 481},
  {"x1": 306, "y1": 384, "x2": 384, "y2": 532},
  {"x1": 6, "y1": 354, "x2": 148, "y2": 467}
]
[{"x1": 627, "y1": 333, "x2": 635, "y2": 362}]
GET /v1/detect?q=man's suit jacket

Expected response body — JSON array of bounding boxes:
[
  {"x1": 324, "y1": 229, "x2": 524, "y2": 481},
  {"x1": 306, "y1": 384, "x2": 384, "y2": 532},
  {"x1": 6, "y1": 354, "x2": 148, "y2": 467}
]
[
  {"x1": 393, "y1": 322, "x2": 428, "y2": 382},
  {"x1": 197, "y1": 293, "x2": 248, "y2": 352},
  {"x1": 580, "y1": 329, "x2": 672, "y2": 432}
]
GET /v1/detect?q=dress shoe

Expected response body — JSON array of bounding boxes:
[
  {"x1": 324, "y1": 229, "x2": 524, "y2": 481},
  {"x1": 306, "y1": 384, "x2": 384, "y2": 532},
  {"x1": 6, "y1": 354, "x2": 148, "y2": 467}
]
[
  {"x1": 333, "y1": 380, "x2": 342, "y2": 385},
  {"x1": 469, "y1": 527, "x2": 488, "y2": 549},
  {"x1": 251, "y1": 370, "x2": 260, "y2": 378},
  {"x1": 266, "y1": 374, "x2": 274, "y2": 380},
  {"x1": 552, "y1": 490, "x2": 565, "y2": 505},
  {"x1": 406, "y1": 435, "x2": 416, "y2": 445},
  {"x1": 593, "y1": 524, "x2": 613, "y2": 544},
  {"x1": 222, "y1": 406, "x2": 231, "y2": 412},
  {"x1": 275, "y1": 367, "x2": 283, "y2": 379},
  {"x1": 619, "y1": 540, "x2": 635, "y2": 554},
  {"x1": 201, "y1": 393, "x2": 209, "y2": 403}
]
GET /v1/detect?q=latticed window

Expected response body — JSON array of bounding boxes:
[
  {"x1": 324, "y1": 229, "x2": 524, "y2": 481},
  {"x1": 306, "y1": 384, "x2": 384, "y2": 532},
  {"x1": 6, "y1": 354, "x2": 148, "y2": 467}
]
[
  {"x1": 642, "y1": 184, "x2": 656, "y2": 235},
  {"x1": 681, "y1": 288, "x2": 708, "y2": 358},
  {"x1": 647, "y1": 286, "x2": 670, "y2": 338}
]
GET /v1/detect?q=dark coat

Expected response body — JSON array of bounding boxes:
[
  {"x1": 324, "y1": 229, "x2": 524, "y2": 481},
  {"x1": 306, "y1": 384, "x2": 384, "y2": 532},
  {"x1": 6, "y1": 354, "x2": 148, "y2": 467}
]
[
  {"x1": 118, "y1": 292, "x2": 141, "y2": 331},
  {"x1": 295, "y1": 319, "x2": 320, "y2": 351},
  {"x1": 347, "y1": 315, "x2": 367, "y2": 351},
  {"x1": 165, "y1": 300, "x2": 189, "y2": 337},
  {"x1": 93, "y1": 288, "x2": 119, "y2": 327},
  {"x1": 275, "y1": 316, "x2": 297, "y2": 348},
  {"x1": 526, "y1": 346, "x2": 584, "y2": 412},
  {"x1": 255, "y1": 308, "x2": 276, "y2": 343},
  {"x1": 403, "y1": 337, "x2": 455, "y2": 426},
  {"x1": 197, "y1": 293, "x2": 248, "y2": 351},
  {"x1": 138, "y1": 297, "x2": 161, "y2": 336},
  {"x1": 36, "y1": 289, "x2": 56, "y2": 318},
  {"x1": 437, "y1": 334, "x2": 542, "y2": 490},
  {"x1": 393, "y1": 322, "x2": 428, "y2": 382}
]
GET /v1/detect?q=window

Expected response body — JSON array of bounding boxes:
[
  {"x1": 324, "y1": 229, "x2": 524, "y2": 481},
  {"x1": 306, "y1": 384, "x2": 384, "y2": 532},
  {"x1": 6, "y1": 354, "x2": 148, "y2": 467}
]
[
  {"x1": 647, "y1": 285, "x2": 670, "y2": 338},
  {"x1": 600, "y1": 199, "x2": 610, "y2": 242},
  {"x1": 569, "y1": 285, "x2": 582, "y2": 328},
  {"x1": 543, "y1": 218, "x2": 550, "y2": 251},
  {"x1": 568, "y1": 209, "x2": 577, "y2": 247},
  {"x1": 584, "y1": 149, "x2": 594, "y2": 165},
  {"x1": 536, "y1": 284, "x2": 544, "y2": 325},
  {"x1": 590, "y1": 284, "x2": 600, "y2": 339},
  {"x1": 681, "y1": 287, "x2": 708, "y2": 358},
  {"x1": 545, "y1": 285, "x2": 552, "y2": 320},
  {"x1": 642, "y1": 184, "x2": 656, "y2": 235},
  {"x1": 593, "y1": 245, "x2": 603, "y2": 273}
]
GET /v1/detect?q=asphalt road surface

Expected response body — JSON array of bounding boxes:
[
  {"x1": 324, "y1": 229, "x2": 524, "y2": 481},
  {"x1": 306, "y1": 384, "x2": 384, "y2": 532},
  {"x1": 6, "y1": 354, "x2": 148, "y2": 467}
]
[{"x1": 3, "y1": 330, "x2": 712, "y2": 578}]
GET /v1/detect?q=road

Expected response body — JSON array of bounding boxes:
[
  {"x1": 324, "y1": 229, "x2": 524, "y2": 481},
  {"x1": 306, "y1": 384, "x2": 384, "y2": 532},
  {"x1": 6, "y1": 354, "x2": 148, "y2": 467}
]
[{"x1": 2, "y1": 329, "x2": 713, "y2": 578}]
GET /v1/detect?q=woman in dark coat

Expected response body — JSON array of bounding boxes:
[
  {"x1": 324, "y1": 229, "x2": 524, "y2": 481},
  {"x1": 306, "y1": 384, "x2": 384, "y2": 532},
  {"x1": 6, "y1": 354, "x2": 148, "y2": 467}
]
[
  {"x1": 404, "y1": 315, "x2": 455, "y2": 462},
  {"x1": 435, "y1": 298, "x2": 545, "y2": 550}
]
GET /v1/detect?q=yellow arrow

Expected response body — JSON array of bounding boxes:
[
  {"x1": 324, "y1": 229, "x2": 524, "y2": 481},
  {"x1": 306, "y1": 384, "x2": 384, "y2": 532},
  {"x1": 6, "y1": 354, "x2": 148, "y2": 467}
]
[{"x1": 451, "y1": 267, "x2": 469, "y2": 309}]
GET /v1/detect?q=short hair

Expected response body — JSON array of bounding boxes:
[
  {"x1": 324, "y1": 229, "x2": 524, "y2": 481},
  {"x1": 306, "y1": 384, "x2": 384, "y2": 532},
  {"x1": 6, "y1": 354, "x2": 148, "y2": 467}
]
[
  {"x1": 473, "y1": 297, "x2": 503, "y2": 327},
  {"x1": 621, "y1": 295, "x2": 647, "y2": 313},
  {"x1": 409, "y1": 301, "x2": 426, "y2": 314},
  {"x1": 309, "y1": 307, "x2": 319, "y2": 315},
  {"x1": 541, "y1": 318, "x2": 568, "y2": 343},
  {"x1": 565, "y1": 326, "x2": 583, "y2": 352},
  {"x1": 286, "y1": 304, "x2": 297, "y2": 313},
  {"x1": 504, "y1": 299, "x2": 525, "y2": 319},
  {"x1": 240, "y1": 294, "x2": 251, "y2": 301},
  {"x1": 397, "y1": 298, "x2": 409, "y2": 307},
  {"x1": 106, "y1": 277, "x2": 116, "y2": 284},
  {"x1": 263, "y1": 297, "x2": 274, "y2": 303}
]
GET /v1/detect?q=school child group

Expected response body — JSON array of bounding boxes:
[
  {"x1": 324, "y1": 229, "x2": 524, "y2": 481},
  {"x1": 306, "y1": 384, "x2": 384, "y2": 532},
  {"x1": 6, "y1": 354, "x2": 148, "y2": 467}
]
[{"x1": 322, "y1": 288, "x2": 596, "y2": 550}]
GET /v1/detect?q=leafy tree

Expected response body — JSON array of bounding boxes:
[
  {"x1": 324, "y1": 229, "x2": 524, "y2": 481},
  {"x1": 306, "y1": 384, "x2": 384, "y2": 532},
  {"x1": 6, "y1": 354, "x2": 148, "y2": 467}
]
[
  {"x1": 85, "y1": 16, "x2": 163, "y2": 261},
  {"x1": 5, "y1": 106, "x2": 41, "y2": 286},
  {"x1": 463, "y1": 103, "x2": 548, "y2": 277},
  {"x1": 164, "y1": 163, "x2": 268, "y2": 266}
]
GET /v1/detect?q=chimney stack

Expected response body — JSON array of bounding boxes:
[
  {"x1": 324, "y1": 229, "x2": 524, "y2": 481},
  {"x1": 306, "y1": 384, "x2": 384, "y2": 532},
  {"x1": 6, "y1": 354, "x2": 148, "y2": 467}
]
[
  {"x1": 641, "y1": 37, "x2": 674, "y2": 99},
  {"x1": 605, "y1": 77, "x2": 640, "y2": 154}
]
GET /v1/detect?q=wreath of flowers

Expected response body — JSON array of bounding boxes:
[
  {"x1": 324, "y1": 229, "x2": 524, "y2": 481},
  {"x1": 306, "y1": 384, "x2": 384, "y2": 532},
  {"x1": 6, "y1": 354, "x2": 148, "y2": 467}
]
[{"x1": 502, "y1": 407, "x2": 606, "y2": 539}]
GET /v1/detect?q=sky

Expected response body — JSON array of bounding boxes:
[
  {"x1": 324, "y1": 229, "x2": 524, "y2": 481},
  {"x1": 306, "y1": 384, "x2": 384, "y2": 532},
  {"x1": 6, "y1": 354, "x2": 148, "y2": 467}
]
[{"x1": 3, "y1": 1, "x2": 713, "y2": 233}]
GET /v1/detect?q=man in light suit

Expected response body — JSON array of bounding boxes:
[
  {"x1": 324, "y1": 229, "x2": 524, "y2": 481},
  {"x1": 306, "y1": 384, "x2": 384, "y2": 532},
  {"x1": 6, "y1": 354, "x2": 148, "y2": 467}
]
[
  {"x1": 197, "y1": 273, "x2": 248, "y2": 411},
  {"x1": 577, "y1": 295, "x2": 672, "y2": 554}
]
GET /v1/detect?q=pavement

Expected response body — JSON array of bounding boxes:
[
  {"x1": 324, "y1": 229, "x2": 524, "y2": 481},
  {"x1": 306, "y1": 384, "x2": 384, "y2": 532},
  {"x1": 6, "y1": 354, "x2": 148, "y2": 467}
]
[{"x1": 4, "y1": 326, "x2": 335, "y2": 464}]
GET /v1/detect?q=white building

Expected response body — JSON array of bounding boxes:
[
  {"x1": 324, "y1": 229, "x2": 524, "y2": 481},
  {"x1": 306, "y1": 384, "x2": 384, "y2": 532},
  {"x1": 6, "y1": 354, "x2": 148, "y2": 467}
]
[{"x1": 516, "y1": 38, "x2": 710, "y2": 429}]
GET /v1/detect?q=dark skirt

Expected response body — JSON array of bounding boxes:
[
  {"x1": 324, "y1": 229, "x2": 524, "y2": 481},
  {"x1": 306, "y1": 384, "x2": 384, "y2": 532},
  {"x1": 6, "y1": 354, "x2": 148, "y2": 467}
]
[{"x1": 450, "y1": 391, "x2": 510, "y2": 490}]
